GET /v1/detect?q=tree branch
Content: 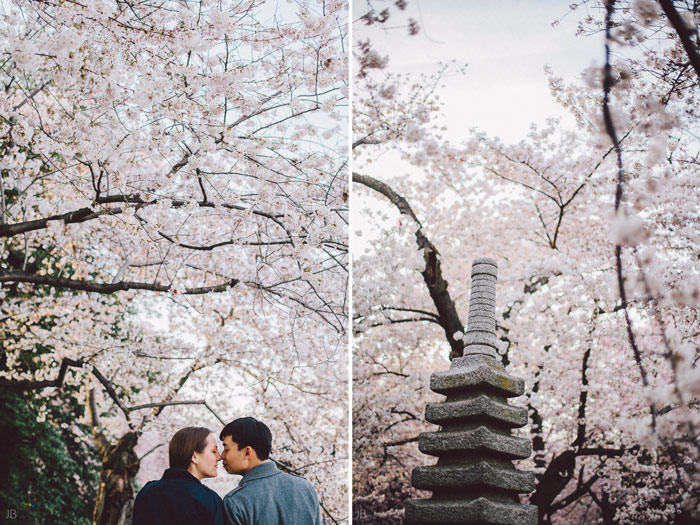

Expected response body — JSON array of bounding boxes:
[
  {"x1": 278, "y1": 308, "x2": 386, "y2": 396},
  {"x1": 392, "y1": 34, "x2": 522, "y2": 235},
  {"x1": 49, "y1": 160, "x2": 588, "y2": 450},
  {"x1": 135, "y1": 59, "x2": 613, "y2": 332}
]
[
  {"x1": 0, "y1": 207, "x2": 122, "y2": 238},
  {"x1": 604, "y1": 2, "x2": 656, "y2": 426},
  {"x1": 128, "y1": 400, "x2": 225, "y2": 425},
  {"x1": 353, "y1": 171, "x2": 465, "y2": 359},
  {"x1": 1, "y1": 357, "x2": 133, "y2": 428},
  {"x1": 0, "y1": 269, "x2": 239, "y2": 295},
  {"x1": 0, "y1": 356, "x2": 83, "y2": 389},
  {"x1": 574, "y1": 312, "x2": 599, "y2": 449},
  {"x1": 90, "y1": 365, "x2": 132, "y2": 424},
  {"x1": 88, "y1": 388, "x2": 111, "y2": 458},
  {"x1": 12, "y1": 79, "x2": 52, "y2": 111},
  {"x1": 379, "y1": 305, "x2": 440, "y2": 319},
  {"x1": 358, "y1": 316, "x2": 443, "y2": 331},
  {"x1": 352, "y1": 136, "x2": 382, "y2": 149},
  {"x1": 657, "y1": 0, "x2": 700, "y2": 79},
  {"x1": 155, "y1": 229, "x2": 291, "y2": 251},
  {"x1": 383, "y1": 436, "x2": 419, "y2": 448},
  {"x1": 576, "y1": 447, "x2": 626, "y2": 457},
  {"x1": 138, "y1": 443, "x2": 164, "y2": 461},
  {"x1": 0, "y1": 194, "x2": 286, "y2": 239},
  {"x1": 550, "y1": 473, "x2": 600, "y2": 512}
]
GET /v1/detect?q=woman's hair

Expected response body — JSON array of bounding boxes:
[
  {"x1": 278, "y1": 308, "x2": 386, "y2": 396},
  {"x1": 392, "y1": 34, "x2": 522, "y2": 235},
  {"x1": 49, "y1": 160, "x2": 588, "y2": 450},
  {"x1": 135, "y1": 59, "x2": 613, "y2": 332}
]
[{"x1": 169, "y1": 427, "x2": 212, "y2": 469}]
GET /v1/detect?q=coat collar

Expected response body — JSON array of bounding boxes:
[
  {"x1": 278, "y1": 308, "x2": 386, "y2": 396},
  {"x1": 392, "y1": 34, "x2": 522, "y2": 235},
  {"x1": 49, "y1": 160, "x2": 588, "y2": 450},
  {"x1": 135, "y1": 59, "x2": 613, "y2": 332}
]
[
  {"x1": 162, "y1": 467, "x2": 201, "y2": 483},
  {"x1": 240, "y1": 461, "x2": 280, "y2": 485}
]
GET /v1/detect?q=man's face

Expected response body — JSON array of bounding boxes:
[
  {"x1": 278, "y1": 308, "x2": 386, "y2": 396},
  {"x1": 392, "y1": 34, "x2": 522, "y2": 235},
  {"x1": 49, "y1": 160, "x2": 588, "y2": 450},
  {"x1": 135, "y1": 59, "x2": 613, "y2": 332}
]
[{"x1": 221, "y1": 435, "x2": 250, "y2": 475}]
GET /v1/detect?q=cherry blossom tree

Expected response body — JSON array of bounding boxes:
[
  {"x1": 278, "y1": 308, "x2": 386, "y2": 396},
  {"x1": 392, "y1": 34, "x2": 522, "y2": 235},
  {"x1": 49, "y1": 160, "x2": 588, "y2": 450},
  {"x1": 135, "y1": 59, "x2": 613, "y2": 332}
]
[
  {"x1": 353, "y1": 1, "x2": 699, "y2": 524},
  {"x1": 1, "y1": 0, "x2": 348, "y2": 523}
]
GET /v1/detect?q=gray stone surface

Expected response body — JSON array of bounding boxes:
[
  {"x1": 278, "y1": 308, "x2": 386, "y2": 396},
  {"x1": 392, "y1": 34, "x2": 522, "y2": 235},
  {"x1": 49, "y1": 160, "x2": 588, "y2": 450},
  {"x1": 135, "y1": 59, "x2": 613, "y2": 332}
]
[
  {"x1": 469, "y1": 286, "x2": 496, "y2": 297},
  {"x1": 466, "y1": 324, "x2": 497, "y2": 335},
  {"x1": 470, "y1": 281, "x2": 496, "y2": 292},
  {"x1": 469, "y1": 288, "x2": 496, "y2": 297},
  {"x1": 470, "y1": 280, "x2": 497, "y2": 289},
  {"x1": 465, "y1": 321, "x2": 496, "y2": 333},
  {"x1": 467, "y1": 309, "x2": 496, "y2": 320},
  {"x1": 405, "y1": 498, "x2": 537, "y2": 525},
  {"x1": 461, "y1": 344, "x2": 499, "y2": 359},
  {"x1": 467, "y1": 312, "x2": 496, "y2": 325},
  {"x1": 469, "y1": 298, "x2": 495, "y2": 308},
  {"x1": 467, "y1": 318, "x2": 497, "y2": 329},
  {"x1": 472, "y1": 256, "x2": 498, "y2": 267},
  {"x1": 418, "y1": 426, "x2": 532, "y2": 459},
  {"x1": 463, "y1": 331, "x2": 498, "y2": 348},
  {"x1": 425, "y1": 394, "x2": 528, "y2": 427},
  {"x1": 468, "y1": 303, "x2": 495, "y2": 314},
  {"x1": 467, "y1": 295, "x2": 496, "y2": 307},
  {"x1": 468, "y1": 299, "x2": 496, "y2": 310},
  {"x1": 431, "y1": 359, "x2": 524, "y2": 397},
  {"x1": 466, "y1": 318, "x2": 496, "y2": 327},
  {"x1": 471, "y1": 262, "x2": 498, "y2": 278},
  {"x1": 412, "y1": 462, "x2": 535, "y2": 492}
]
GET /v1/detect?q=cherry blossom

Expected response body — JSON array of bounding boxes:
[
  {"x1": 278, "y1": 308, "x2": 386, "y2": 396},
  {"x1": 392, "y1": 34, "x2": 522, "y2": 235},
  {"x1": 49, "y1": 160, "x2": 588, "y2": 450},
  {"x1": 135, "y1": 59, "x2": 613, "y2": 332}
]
[{"x1": 1, "y1": 0, "x2": 348, "y2": 522}]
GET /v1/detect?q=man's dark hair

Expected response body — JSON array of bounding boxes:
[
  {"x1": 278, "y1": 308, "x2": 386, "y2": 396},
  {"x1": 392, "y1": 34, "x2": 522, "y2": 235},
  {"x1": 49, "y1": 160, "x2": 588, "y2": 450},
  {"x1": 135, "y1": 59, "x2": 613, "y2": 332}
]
[
  {"x1": 169, "y1": 427, "x2": 211, "y2": 469},
  {"x1": 219, "y1": 417, "x2": 272, "y2": 460}
]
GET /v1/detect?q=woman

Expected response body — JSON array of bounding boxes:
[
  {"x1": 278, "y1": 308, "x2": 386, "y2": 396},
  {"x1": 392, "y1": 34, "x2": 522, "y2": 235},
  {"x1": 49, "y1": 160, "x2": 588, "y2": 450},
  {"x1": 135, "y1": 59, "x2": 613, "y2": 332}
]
[{"x1": 133, "y1": 427, "x2": 225, "y2": 525}]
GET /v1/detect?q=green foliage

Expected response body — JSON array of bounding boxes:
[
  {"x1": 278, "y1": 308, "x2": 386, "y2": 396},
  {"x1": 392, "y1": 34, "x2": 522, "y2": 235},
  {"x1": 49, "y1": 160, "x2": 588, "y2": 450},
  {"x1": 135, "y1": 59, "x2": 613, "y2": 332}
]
[
  {"x1": 0, "y1": 389, "x2": 100, "y2": 525},
  {"x1": 0, "y1": 230, "x2": 102, "y2": 524}
]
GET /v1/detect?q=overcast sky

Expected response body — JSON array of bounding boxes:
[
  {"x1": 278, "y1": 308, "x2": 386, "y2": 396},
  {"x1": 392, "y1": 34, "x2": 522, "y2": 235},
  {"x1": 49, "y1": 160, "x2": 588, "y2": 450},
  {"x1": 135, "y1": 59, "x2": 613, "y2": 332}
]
[{"x1": 353, "y1": 0, "x2": 605, "y2": 143}]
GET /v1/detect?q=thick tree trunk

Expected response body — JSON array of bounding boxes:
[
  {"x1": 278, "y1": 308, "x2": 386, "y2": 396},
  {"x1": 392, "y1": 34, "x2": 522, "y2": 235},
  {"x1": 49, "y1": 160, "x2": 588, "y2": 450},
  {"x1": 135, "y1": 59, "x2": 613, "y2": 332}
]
[{"x1": 92, "y1": 431, "x2": 140, "y2": 525}]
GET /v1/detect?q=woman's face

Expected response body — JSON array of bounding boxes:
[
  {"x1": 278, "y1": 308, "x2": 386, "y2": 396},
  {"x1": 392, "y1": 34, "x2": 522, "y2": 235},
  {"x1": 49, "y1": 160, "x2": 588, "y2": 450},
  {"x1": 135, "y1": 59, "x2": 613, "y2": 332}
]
[{"x1": 192, "y1": 433, "x2": 221, "y2": 479}]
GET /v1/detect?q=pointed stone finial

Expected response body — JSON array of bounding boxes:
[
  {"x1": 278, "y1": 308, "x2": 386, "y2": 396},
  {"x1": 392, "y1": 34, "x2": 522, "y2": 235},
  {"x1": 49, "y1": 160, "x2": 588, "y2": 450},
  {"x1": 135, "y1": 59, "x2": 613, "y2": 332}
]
[{"x1": 463, "y1": 257, "x2": 499, "y2": 360}]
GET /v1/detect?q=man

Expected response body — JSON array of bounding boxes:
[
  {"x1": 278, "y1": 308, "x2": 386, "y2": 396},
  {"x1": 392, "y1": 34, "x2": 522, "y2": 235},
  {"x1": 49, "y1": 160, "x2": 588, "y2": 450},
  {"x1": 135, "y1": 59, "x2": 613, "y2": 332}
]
[{"x1": 220, "y1": 417, "x2": 323, "y2": 525}]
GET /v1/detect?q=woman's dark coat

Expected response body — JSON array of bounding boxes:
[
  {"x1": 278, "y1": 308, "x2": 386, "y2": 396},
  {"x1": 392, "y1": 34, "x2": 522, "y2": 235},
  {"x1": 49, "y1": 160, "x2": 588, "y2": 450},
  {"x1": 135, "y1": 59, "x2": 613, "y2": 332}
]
[{"x1": 133, "y1": 467, "x2": 225, "y2": 525}]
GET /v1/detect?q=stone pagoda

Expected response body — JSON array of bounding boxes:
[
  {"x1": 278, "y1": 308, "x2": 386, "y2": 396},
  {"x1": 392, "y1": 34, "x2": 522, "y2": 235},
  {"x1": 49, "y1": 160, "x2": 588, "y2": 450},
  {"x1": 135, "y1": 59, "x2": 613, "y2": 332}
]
[{"x1": 404, "y1": 258, "x2": 537, "y2": 525}]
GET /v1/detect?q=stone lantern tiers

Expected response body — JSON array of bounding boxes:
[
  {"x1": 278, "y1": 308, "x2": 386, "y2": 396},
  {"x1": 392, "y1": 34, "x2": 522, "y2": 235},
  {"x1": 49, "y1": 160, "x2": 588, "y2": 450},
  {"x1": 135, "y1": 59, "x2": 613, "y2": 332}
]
[{"x1": 404, "y1": 258, "x2": 537, "y2": 525}]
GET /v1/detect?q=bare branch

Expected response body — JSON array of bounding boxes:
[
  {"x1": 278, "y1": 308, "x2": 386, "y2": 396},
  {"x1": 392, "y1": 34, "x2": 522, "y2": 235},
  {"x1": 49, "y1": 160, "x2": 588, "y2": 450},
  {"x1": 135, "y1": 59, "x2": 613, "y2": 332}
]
[
  {"x1": 352, "y1": 136, "x2": 383, "y2": 149},
  {"x1": 0, "y1": 269, "x2": 239, "y2": 295},
  {"x1": 0, "y1": 207, "x2": 122, "y2": 238},
  {"x1": 138, "y1": 443, "x2": 164, "y2": 461},
  {"x1": 91, "y1": 365, "x2": 132, "y2": 425},
  {"x1": 657, "y1": 0, "x2": 700, "y2": 79},
  {"x1": 357, "y1": 316, "x2": 443, "y2": 332},
  {"x1": 0, "y1": 194, "x2": 286, "y2": 239},
  {"x1": 13, "y1": 79, "x2": 52, "y2": 111},
  {"x1": 550, "y1": 474, "x2": 600, "y2": 513},
  {"x1": 383, "y1": 436, "x2": 419, "y2": 448},
  {"x1": 128, "y1": 400, "x2": 225, "y2": 425}
]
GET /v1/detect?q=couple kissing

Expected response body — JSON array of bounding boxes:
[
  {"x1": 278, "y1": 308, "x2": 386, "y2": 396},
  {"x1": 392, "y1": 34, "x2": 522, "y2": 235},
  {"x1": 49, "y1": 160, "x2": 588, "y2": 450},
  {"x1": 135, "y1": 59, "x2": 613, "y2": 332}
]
[{"x1": 133, "y1": 417, "x2": 324, "y2": 525}]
